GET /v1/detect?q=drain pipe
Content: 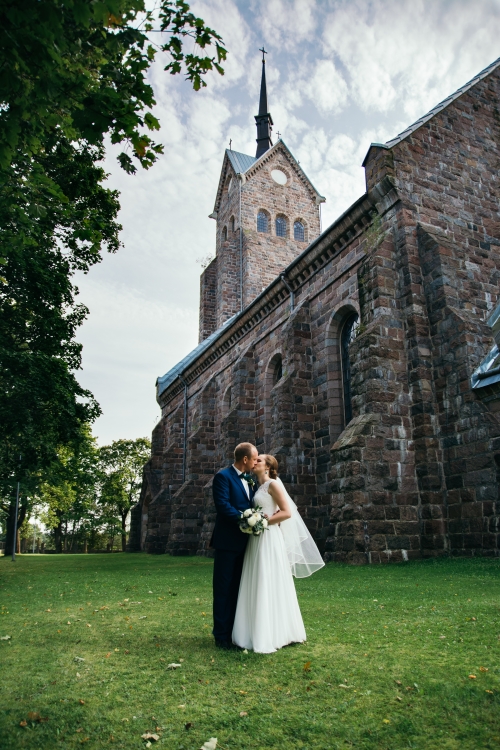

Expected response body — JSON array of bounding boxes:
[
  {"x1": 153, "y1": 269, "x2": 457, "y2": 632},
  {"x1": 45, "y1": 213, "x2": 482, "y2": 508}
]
[
  {"x1": 280, "y1": 273, "x2": 295, "y2": 312},
  {"x1": 239, "y1": 174, "x2": 243, "y2": 312},
  {"x1": 178, "y1": 374, "x2": 189, "y2": 483}
]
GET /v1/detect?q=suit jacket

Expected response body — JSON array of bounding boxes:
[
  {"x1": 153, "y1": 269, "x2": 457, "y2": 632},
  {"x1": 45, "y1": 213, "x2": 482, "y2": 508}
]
[{"x1": 211, "y1": 466, "x2": 255, "y2": 552}]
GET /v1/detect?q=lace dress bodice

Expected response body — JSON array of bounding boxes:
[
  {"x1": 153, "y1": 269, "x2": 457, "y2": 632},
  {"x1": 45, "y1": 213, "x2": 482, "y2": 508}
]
[{"x1": 253, "y1": 480, "x2": 278, "y2": 517}]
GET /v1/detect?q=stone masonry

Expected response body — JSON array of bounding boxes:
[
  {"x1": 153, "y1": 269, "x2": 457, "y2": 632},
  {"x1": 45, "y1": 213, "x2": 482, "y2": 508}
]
[{"x1": 129, "y1": 57, "x2": 500, "y2": 563}]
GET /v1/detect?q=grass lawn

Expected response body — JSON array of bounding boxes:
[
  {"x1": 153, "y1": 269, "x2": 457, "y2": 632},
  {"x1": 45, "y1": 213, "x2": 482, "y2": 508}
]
[{"x1": 0, "y1": 554, "x2": 499, "y2": 750}]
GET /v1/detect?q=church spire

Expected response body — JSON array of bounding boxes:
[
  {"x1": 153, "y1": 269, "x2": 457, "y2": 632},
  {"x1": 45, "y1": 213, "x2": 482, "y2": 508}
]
[{"x1": 255, "y1": 48, "x2": 273, "y2": 158}]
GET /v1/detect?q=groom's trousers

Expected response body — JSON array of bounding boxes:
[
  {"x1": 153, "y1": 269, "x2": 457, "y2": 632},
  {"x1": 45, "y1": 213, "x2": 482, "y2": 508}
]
[{"x1": 212, "y1": 548, "x2": 245, "y2": 643}]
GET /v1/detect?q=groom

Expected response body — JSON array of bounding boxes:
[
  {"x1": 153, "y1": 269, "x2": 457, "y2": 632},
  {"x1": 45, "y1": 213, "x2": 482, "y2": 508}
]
[{"x1": 211, "y1": 442, "x2": 258, "y2": 649}]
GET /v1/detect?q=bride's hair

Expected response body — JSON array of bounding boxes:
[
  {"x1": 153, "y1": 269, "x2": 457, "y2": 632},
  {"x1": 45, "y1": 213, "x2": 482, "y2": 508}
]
[{"x1": 263, "y1": 454, "x2": 279, "y2": 479}]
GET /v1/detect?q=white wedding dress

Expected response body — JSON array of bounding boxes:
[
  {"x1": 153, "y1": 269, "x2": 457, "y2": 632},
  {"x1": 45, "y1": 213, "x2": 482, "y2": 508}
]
[{"x1": 232, "y1": 478, "x2": 324, "y2": 654}]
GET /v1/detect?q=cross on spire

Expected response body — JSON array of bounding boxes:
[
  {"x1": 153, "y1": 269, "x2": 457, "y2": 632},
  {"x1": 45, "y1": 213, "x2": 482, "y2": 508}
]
[
  {"x1": 229, "y1": 138, "x2": 232, "y2": 150},
  {"x1": 277, "y1": 131, "x2": 281, "y2": 139},
  {"x1": 259, "y1": 46, "x2": 267, "y2": 62}
]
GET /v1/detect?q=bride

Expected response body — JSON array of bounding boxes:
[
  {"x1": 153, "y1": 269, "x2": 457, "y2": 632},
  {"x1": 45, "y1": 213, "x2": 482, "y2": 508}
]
[{"x1": 232, "y1": 454, "x2": 325, "y2": 653}]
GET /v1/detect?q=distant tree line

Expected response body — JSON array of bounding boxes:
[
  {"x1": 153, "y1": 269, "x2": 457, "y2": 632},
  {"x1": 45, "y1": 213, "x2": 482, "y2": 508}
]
[{"x1": 0, "y1": 431, "x2": 150, "y2": 555}]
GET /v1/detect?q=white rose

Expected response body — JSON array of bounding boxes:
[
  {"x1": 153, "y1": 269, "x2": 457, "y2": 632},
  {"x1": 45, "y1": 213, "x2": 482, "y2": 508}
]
[
  {"x1": 243, "y1": 509, "x2": 252, "y2": 518},
  {"x1": 247, "y1": 515, "x2": 257, "y2": 527},
  {"x1": 253, "y1": 513, "x2": 261, "y2": 521},
  {"x1": 262, "y1": 518, "x2": 268, "y2": 528}
]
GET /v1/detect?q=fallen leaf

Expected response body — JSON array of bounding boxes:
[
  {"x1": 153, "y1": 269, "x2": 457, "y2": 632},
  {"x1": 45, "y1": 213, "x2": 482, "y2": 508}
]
[
  {"x1": 167, "y1": 663, "x2": 182, "y2": 670},
  {"x1": 27, "y1": 712, "x2": 41, "y2": 721},
  {"x1": 125, "y1": 650, "x2": 130, "y2": 654},
  {"x1": 242, "y1": 649, "x2": 248, "y2": 654},
  {"x1": 79, "y1": 699, "x2": 85, "y2": 705},
  {"x1": 86, "y1": 624, "x2": 91, "y2": 628},
  {"x1": 338, "y1": 684, "x2": 353, "y2": 689},
  {"x1": 67, "y1": 622, "x2": 71, "y2": 625},
  {"x1": 76, "y1": 672, "x2": 81, "y2": 678},
  {"x1": 74, "y1": 657, "x2": 85, "y2": 662},
  {"x1": 141, "y1": 732, "x2": 160, "y2": 741},
  {"x1": 303, "y1": 661, "x2": 311, "y2": 672},
  {"x1": 396, "y1": 696, "x2": 402, "y2": 702},
  {"x1": 0, "y1": 635, "x2": 11, "y2": 641},
  {"x1": 76, "y1": 728, "x2": 84, "y2": 733},
  {"x1": 178, "y1": 704, "x2": 186, "y2": 709},
  {"x1": 20, "y1": 720, "x2": 27, "y2": 727},
  {"x1": 395, "y1": 680, "x2": 402, "y2": 686},
  {"x1": 200, "y1": 739, "x2": 217, "y2": 750},
  {"x1": 114, "y1": 649, "x2": 120, "y2": 652},
  {"x1": 105, "y1": 653, "x2": 111, "y2": 658},
  {"x1": 479, "y1": 667, "x2": 488, "y2": 672},
  {"x1": 485, "y1": 690, "x2": 494, "y2": 694},
  {"x1": 139, "y1": 616, "x2": 147, "y2": 620},
  {"x1": 469, "y1": 675, "x2": 477, "y2": 680},
  {"x1": 383, "y1": 719, "x2": 390, "y2": 724},
  {"x1": 239, "y1": 711, "x2": 248, "y2": 717}
]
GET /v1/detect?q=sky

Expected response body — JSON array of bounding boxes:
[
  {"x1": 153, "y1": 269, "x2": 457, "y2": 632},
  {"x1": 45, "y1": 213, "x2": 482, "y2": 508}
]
[{"x1": 74, "y1": 0, "x2": 500, "y2": 445}]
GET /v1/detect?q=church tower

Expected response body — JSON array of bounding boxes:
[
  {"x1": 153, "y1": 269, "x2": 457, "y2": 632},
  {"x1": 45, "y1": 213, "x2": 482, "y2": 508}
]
[{"x1": 199, "y1": 52, "x2": 325, "y2": 342}]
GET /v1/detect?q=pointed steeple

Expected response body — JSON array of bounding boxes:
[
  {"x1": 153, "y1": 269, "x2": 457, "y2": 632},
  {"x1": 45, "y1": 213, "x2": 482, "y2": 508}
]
[{"x1": 255, "y1": 48, "x2": 273, "y2": 158}]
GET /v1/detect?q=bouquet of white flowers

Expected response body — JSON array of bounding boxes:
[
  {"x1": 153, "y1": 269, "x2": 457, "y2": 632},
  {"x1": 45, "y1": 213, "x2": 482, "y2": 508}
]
[{"x1": 239, "y1": 506, "x2": 268, "y2": 536}]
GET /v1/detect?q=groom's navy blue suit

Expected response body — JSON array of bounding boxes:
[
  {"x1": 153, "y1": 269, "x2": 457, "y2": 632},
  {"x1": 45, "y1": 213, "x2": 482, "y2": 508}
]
[{"x1": 211, "y1": 466, "x2": 255, "y2": 645}]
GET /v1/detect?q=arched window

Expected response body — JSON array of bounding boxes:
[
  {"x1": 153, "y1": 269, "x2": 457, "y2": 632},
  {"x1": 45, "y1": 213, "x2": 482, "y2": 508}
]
[
  {"x1": 275, "y1": 216, "x2": 287, "y2": 238},
  {"x1": 230, "y1": 216, "x2": 235, "y2": 232},
  {"x1": 221, "y1": 226, "x2": 227, "y2": 242},
  {"x1": 294, "y1": 220, "x2": 305, "y2": 242},
  {"x1": 341, "y1": 313, "x2": 359, "y2": 425},
  {"x1": 273, "y1": 355, "x2": 283, "y2": 385},
  {"x1": 257, "y1": 211, "x2": 269, "y2": 233}
]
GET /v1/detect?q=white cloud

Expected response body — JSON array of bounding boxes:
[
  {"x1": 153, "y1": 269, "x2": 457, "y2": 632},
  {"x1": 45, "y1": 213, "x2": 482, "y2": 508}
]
[
  {"x1": 74, "y1": 0, "x2": 500, "y2": 443},
  {"x1": 308, "y1": 59, "x2": 349, "y2": 114}
]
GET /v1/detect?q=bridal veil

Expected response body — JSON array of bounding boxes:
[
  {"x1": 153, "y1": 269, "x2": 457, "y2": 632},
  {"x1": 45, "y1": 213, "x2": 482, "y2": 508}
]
[{"x1": 276, "y1": 478, "x2": 325, "y2": 578}]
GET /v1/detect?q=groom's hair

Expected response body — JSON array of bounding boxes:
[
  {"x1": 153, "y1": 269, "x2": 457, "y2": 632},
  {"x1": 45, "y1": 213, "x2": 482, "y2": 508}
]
[{"x1": 234, "y1": 442, "x2": 256, "y2": 462}]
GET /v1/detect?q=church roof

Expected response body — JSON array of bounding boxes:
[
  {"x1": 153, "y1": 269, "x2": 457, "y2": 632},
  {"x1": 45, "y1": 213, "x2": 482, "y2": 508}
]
[
  {"x1": 156, "y1": 314, "x2": 237, "y2": 400},
  {"x1": 213, "y1": 139, "x2": 325, "y2": 214},
  {"x1": 362, "y1": 55, "x2": 500, "y2": 165},
  {"x1": 226, "y1": 149, "x2": 257, "y2": 174}
]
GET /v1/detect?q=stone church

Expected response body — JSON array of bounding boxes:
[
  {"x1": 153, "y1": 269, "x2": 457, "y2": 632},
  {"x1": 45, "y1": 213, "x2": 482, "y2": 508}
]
[{"x1": 129, "y1": 55, "x2": 500, "y2": 563}]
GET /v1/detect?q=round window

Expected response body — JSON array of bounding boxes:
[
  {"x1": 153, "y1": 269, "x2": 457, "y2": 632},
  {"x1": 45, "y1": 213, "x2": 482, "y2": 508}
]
[{"x1": 271, "y1": 169, "x2": 287, "y2": 185}]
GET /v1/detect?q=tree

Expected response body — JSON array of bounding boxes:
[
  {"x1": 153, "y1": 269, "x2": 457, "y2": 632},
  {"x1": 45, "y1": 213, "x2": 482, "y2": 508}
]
[
  {"x1": 0, "y1": 0, "x2": 226, "y2": 173},
  {"x1": 99, "y1": 438, "x2": 151, "y2": 551},
  {"x1": 0, "y1": 1, "x2": 225, "y2": 549},
  {"x1": 38, "y1": 425, "x2": 101, "y2": 553}
]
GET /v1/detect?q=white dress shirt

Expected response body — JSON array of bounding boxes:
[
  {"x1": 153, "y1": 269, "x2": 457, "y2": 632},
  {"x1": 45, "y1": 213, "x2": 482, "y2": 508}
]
[{"x1": 233, "y1": 464, "x2": 250, "y2": 499}]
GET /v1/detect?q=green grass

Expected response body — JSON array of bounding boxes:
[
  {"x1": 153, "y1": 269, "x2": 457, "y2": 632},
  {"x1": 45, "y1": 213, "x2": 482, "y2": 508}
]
[{"x1": 0, "y1": 554, "x2": 499, "y2": 750}]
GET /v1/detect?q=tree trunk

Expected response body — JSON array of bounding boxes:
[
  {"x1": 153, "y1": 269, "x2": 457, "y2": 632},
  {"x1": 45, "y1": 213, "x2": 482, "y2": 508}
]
[
  {"x1": 54, "y1": 512, "x2": 64, "y2": 554},
  {"x1": 121, "y1": 510, "x2": 128, "y2": 552},
  {"x1": 3, "y1": 500, "x2": 27, "y2": 557}
]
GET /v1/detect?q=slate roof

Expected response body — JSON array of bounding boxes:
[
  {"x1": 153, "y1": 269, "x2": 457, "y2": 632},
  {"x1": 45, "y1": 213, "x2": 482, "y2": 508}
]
[
  {"x1": 226, "y1": 149, "x2": 257, "y2": 174},
  {"x1": 363, "y1": 56, "x2": 500, "y2": 164},
  {"x1": 156, "y1": 314, "x2": 237, "y2": 401}
]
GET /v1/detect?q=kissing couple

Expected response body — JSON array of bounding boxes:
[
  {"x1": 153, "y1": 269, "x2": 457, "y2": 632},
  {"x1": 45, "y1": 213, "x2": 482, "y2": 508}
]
[{"x1": 211, "y1": 442, "x2": 325, "y2": 654}]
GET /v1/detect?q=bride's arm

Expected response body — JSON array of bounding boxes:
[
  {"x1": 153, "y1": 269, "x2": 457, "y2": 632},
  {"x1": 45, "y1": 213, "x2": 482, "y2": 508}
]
[{"x1": 266, "y1": 481, "x2": 292, "y2": 525}]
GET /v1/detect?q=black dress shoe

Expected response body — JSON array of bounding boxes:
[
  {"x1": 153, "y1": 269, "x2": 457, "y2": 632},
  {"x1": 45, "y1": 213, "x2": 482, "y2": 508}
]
[{"x1": 215, "y1": 639, "x2": 231, "y2": 650}]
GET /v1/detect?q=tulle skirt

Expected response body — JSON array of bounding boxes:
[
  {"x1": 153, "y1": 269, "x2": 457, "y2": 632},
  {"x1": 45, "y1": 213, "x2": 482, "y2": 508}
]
[{"x1": 232, "y1": 525, "x2": 306, "y2": 654}]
